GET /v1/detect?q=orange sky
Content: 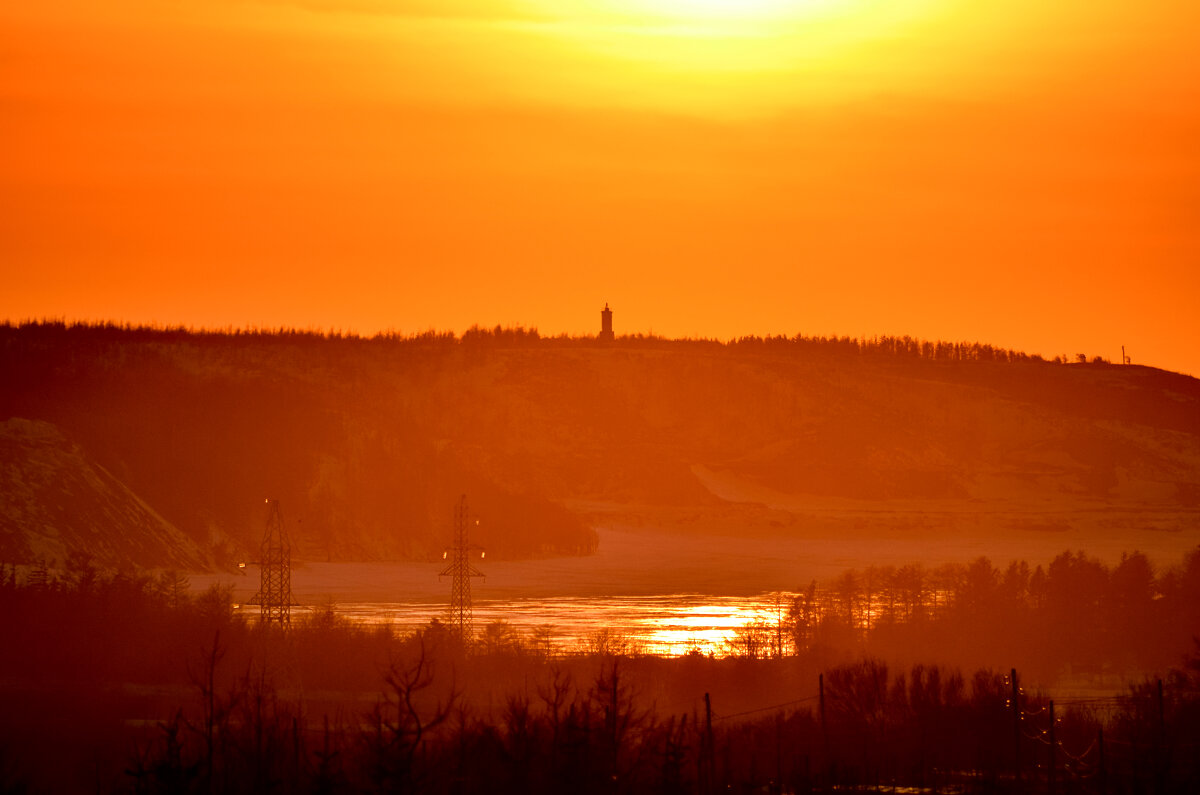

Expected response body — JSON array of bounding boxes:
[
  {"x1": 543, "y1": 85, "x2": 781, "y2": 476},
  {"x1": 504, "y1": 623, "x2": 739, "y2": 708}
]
[{"x1": 3, "y1": 0, "x2": 1198, "y2": 373}]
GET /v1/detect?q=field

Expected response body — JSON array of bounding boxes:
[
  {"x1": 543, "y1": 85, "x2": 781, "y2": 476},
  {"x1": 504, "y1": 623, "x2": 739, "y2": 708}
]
[{"x1": 195, "y1": 515, "x2": 1199, "y2": 604}]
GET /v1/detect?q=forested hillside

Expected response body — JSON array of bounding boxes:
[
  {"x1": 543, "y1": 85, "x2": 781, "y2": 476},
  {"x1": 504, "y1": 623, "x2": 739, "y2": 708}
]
[{"x1": 2, "y1": 322, "x2": 1197, "y2": 570}]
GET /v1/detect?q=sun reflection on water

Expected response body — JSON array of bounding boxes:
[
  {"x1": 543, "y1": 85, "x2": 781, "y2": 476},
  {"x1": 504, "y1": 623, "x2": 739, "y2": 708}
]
[{"x1": 234, "y1": 594, "x2": 787, "y2": 656}]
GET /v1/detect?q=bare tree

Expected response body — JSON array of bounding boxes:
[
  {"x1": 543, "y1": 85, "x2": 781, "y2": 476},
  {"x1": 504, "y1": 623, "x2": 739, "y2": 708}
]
[
  {"x1": 363, "y1": 637, "x2": 458, "y2": 793},
  {"x1": 186, "y1": 630, "x2": 241, "y2": 795}
]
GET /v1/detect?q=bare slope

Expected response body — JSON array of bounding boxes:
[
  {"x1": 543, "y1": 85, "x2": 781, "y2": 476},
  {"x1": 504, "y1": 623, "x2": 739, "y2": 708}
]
[{"x1": 0, "y1": 418, "x2": 211, "y2": 569}]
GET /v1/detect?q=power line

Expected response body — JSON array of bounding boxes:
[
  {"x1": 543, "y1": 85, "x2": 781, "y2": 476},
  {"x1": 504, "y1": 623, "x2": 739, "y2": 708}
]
[
  {"x1": 247, "y1": 499, "x2": 294, "y2": 627},
  {"x1": 439, "y1": 495, "x2": 485, "y2": 641},
  {"x1": 713, "y1": 695, "x2": 819, "y2": 722}
]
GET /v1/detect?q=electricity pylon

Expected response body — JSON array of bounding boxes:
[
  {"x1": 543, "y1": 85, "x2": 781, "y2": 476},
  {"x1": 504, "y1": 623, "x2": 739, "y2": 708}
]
[
  {"x1": 439, "y1": 495, "x2": 485, "y2": 641},
  {"x1": 248, "y1": 498, "x2": 294, "y2": 627}
]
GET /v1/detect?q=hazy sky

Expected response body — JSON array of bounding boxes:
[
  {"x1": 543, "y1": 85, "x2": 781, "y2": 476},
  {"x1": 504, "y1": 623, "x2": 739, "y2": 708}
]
[{"x1": 3, "y1": 1, "x2": 1198, "y2": 373}]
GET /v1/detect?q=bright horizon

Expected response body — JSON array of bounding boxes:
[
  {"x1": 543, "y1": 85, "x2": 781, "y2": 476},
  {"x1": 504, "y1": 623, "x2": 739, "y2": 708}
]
[{"x1": 3, "y1": 0, "x2": 1198, "y2": 376}]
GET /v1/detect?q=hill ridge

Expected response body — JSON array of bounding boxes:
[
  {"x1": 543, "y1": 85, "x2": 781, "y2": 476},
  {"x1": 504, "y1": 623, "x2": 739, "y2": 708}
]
[{"x1": 1, "y1": 323, "x2": 1196, "y2": 570}]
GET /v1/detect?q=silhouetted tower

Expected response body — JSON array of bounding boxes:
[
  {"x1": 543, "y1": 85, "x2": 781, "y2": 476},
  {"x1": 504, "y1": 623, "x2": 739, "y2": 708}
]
[
  {"x1": 249, "y1": 499, "x2": 293, "y2": 627},
  {"x1": 599, "y1": 302, "x2": 614, "y2": 342},
  {"x1": 439, "y1": 495, "x2": 485, "y2": 640}
]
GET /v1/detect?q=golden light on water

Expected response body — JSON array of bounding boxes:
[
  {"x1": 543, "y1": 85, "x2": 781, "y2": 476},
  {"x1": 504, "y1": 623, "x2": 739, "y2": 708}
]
[
  {"x1": 235, "y1": 595, "x2": 787, "y2": 656},
  {"x1": 641, "y1": 601, "x2": 770, "y2": 655}
]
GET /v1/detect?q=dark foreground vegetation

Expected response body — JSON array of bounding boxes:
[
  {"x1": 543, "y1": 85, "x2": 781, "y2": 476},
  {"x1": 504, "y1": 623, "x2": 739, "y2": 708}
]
[
  {"x1": 745, "y1": 549, "x2": 1200, "y2": 684},
  {"x1": 2, "y1": 556, "x2": 1199, "y2": 794}
]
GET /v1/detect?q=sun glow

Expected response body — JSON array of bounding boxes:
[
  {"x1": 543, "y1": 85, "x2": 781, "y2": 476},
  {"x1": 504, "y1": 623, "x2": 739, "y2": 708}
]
[
  {"x1": 623, "y1": 0, "x2": 842, "y2": 22},
  {"x1": 514, "y1": 0, "x2": 947, "y2": 113},
  {"x1": 547, "y1": 0, "x2": 943, "y2": 32},
  {"x1": 527, "y1": 0, "x2": 945, "y2": 76}
]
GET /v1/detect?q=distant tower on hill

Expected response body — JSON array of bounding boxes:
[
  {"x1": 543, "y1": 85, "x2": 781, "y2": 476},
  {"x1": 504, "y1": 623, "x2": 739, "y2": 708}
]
[{"x1": 599, "y1": 303, "x2": 614, "y2": 342}]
